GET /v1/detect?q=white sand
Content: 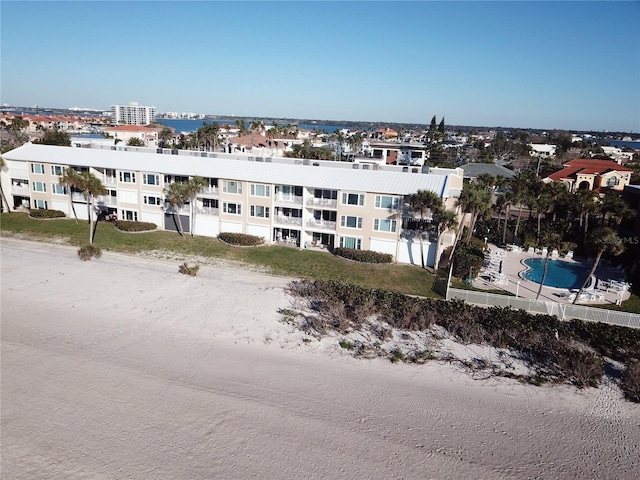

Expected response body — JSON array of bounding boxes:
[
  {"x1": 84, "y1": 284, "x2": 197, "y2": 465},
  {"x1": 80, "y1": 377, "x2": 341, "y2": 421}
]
[{"x1": 2, "y1": 238, "x2": 639, "y2": 479}]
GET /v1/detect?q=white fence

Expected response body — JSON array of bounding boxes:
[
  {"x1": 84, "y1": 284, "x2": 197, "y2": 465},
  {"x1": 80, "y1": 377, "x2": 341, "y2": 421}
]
[{"x1": 447, "y1": 288, "x2": 640, "y2": 329}]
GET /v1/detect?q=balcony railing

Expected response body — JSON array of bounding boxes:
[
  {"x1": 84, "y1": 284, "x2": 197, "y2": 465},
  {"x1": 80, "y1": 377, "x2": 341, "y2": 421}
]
[
  {"x1": 102, "y1": 176, "x2": 117, "y2": 187},
  {"x1": 274, "y1": 215, "x2": 302, "y2": 226},
  {"x1": 200, "y1": 186, "x2": 219, "y2": 196},
  {"x1": 305, "y1": 219, "x2": 337, "y2": 231},
  {"x1": 197, "y1": 206, "x2": 219, "y2": 216},
  {"x1": 306, "y1": 198, "x2": 337, "y2": 208},
  {"x1": 274, "y1": 195, "x2": 303, "y2": 205},
  {"x1": 95, "y1": 195, "x2": 117, "y2": 206},
  {"x1": 71, "y1": 192, "x2": 87, "y2": 202},
  {"x1": 11, "y1": 185, "x2": 30, "y2": 195}
]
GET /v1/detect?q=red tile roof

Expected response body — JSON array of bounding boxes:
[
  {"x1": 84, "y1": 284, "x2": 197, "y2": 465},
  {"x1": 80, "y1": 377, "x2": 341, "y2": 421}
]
[
  {"x1": 104, "y1": 125, "x2": 156, "y2": 132},
  {"x1": 547, "y1": 158, "x2": 631, "y2": 181}
]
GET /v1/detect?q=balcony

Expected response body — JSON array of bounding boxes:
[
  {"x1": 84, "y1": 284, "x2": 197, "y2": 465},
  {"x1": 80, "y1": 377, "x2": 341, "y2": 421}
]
[
  {"x1": 305, "y1": 219, "x2": 337, "y2": 231},
  {"x1": 273, "y1": 215, "x2": 302, "y2": 227},
  {"x1": 200, "y1": 186, "x2": 219, "y2": 196},
  {"x1": 197, "y1": 206, "x2": 219, "y2": 216},
  {"x1": 95, "y1": 195, "x2": 117, "y2": 206},
  {"x1": 102, "y1": 176, "x2": 117, "y2": 187},
  {"x1": 71, "y1": 192, "x2": 88, "y2": 202},
  {"x1": 11, "y1": 184, "x2": 30, "y2": 195},
  {"x1": 274, "y1": 195, "x2": 303, "y2": 206},
  {"x1": 306, "y1": 197, "x2": 337, "y2": 209}
]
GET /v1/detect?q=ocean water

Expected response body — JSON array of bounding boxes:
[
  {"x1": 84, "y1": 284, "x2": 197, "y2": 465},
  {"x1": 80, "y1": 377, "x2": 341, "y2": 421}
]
[
  {"x1": 602, "y1": 139, "x2": 640, "y2": 150},
  {"x1": 155, "y1": 118, "x2": 346, "y2": 134}
]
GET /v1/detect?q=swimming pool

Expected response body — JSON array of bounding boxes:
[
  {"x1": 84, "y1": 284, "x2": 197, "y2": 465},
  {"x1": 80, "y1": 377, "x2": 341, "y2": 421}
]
[{"x1": 521, "y1": 258, "x2": 591, "y2": 289}]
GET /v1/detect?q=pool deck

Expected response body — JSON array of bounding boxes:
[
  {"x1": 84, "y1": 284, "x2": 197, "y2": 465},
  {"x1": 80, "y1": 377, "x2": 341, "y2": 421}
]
[{"x1": 471, "y1": 244, "x2": 631, "y2": 306}]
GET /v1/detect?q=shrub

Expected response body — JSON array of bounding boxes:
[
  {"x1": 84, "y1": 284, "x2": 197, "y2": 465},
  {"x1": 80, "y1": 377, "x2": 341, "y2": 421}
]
[
  {"x1": 78, "y1": 244, "x2": 102, "y2": 261},
  {"x1": 218, "y1": 232, "x2": 264, "y2": 246},
  {"x1": 178, "y1": 262, "x2": 199, "y2": 276},
  {"x1": 29, "y1": 209, "x2": 65, "y2": 219},
  {"x1": 114, "y1": 220, "x2": 157, "y2": 232},
  {"x1": 622, "y1": 359, "x2": 640, "y2": 403},
  {"x1": 452, "y1": 243, "x2": 484, "y2": 278},
  {"x1": 333, "y1": 248, "x2": 393, "y2": 264}
]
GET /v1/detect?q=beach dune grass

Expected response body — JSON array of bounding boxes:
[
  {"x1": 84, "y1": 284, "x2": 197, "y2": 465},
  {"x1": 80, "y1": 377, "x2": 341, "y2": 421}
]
[{"x1": 1, "y1": 213, "x2": 438, "y2": 297}]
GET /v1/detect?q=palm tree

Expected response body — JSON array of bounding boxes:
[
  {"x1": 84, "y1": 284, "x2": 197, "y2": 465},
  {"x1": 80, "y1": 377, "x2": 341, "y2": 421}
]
[
  {"x1": 59, "y1": 167, "x2": 82, "y2": 222},
  {"x1": 164, "y1": 181, "x2": 188, "y2": 236},
  {"x1": 158, "y1": 127, "x2": 173, "y2": 147},
  {"x1": 500, "y1": 191, "x2": 515, "y2": 246},
  {"x1": 573, "y1": 227, "x2": 625, "y2": 304},
  {"x1": 76, "y1": 171, "x2": 107, "y2": 245},
  {"x1": 457, "y1": 182, "x2": 492, "y2": 244},
  {"x1": 509, "y1": 172, "x2": 535, "y2": 244},
  {"x1": 534, "y1": 232, "x2": 568, "y2": 300},
  {"x1": 408, "y1": 189, "x2": 442, "y2": 268},
  {"x1": 184, "y1": 176, "x2": 208, "y2": 237},
  {"x1": 433, "y1": 209, "x2": 458, "y2": 269},
  {"x1": 573, "y1": 188, "x2": 600, "y2": 238}
]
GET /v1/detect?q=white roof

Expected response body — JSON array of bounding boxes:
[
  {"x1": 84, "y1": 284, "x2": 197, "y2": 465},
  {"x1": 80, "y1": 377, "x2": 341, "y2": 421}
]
[{"x1": 4, "y1": 143, "x2": 452, "y2": 197}]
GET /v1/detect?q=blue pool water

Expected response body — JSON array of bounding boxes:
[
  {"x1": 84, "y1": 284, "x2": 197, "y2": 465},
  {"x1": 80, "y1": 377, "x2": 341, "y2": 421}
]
[{"x1": 521, "y1": 258, "x2": 590, "y2": 289}]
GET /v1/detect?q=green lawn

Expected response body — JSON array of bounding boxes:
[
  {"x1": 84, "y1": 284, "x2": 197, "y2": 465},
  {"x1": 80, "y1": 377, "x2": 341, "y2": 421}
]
[{"x1": 0, "y1": 213, "x2": 439, "y2": 297}]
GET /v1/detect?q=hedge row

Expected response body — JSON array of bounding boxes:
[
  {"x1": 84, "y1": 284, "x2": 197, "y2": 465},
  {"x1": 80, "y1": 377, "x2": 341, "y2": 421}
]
[
  {"x1": 285, "y1": 279, "x2": 640, "y2": 396},
  {"x1": 218, "y1": 232, "x2": 264, "y2": 246},
  {"x1": 114, "y1": 220, "x2": 157, "y2": 232},
  {"x1": 334, "y1": 248, "x2": 393, "y2": 264},
  {"x1": 29, "y1": 209, "x2": 65, "y2": 219}
]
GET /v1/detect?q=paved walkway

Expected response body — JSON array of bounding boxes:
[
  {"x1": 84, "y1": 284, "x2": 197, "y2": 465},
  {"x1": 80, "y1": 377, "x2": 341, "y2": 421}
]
[{"x1": 471, "y1": 244, "x2": 631, "y2": 306}]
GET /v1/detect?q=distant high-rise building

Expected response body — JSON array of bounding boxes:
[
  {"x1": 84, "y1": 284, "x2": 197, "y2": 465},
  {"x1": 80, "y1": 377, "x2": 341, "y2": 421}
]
[{"x1": 111, "y1": 102, "x2": 156, "y2": 125}]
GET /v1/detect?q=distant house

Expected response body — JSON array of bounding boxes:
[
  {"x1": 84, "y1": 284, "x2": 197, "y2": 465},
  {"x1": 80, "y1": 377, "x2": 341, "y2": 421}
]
[
  {"x1": 103, "y1": 125, "x2": 158, "y2": 147},
  {"x1": 600, "y1": 146, "x2": 635, "y2": 164},
  {"x1": 529, "y1": 143, "x2": 557, "y2": 158},
  {"x1": 543, "y1": 158, "x2": 632, "y2": 193},
  {"x1": 372, "y1": 128, "x2": 398, "y2": 140},
  {"x1": 460, "y1": 163, "x2": 516, "y2": 182}
]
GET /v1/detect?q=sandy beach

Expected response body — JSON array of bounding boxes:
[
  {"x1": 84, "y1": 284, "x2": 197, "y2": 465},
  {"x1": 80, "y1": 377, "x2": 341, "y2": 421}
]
[{"x1": 2, "y1": 238, "x2": 639, "y2": 479}]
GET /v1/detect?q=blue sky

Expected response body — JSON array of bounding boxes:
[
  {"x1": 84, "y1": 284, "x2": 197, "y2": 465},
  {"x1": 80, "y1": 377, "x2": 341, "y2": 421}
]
[{"x1": 1, "y1": 1, "x2": 639, "y2": 132}]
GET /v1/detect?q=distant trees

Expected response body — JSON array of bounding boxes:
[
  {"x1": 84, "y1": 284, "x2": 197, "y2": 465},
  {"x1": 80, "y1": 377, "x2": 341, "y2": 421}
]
[
  {"x1": 285, "y1": 140, "x2": 333, "y2": 160},
  {"x1": 158, "y1": 127, "x2": 174, "y2": 147},
  {"x1": 126, "y1": 137, "x2": 144, "y2": 146},
  {"x1": 34, "y1": 128, "x2": 71, "y2": 146}
]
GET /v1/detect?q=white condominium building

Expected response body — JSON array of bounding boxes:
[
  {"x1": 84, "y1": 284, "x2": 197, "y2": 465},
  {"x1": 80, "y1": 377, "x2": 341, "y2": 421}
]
[
  {"x1": 1, "y1": 143, "x2": 464, "y2": 267},
  {"x1": 111, "y1": 102, "x2": 157, "y2": 125}
]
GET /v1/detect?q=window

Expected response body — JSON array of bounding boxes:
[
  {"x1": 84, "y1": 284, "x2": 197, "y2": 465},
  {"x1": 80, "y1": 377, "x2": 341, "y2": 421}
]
[
  {"x1": 119, "y1": 171, "x2": 136, "y2": 183},
  {"x1": 607, "y1": 176, "x2": 620, "y2": 187},
  {"x1": 31, "y1": 163, "x2": 45, "y2": 174},
  {"x1": 375, "y1": 195, "x2": 399, "y2": 210},
  {"x1": 250, "y1": 205, "x2": 270, "y2": 218},
  {"x1": 340, "y1": 237, "x2": 362, "y2": 249},
  {"x1": 223, "y1": 202, "x2": 241, "y2": 215},
  {"x1": 32, "y1": 181, "x2": 46, "y2": 192},
  {"x1": 51, "y1": 183, "x2": 66, "y2": 195},
  {"x1": 143, "y1": 195, "x2": 162, "y2": 206},
  {"x1": 340, "y1": 215, "x2": 362, "y2": 229},
  {"x1": 374, "y1": 218, "x2": 397, "y2": 232},
  {"x1": 342, "y1": 192, "x2": 364, "y2": 206},
  {"x1": 203, "y1": 198, "x2": 218, "y2": 208},
  {"x1": 250, "y1": 184, "x2": 270, "y2": 197},
  {"x1": 223, "y1": 180, "x2": 242, "y2": 194},
  {"x1": 143, "y1": 173, "x2": 159, "y2": 185},
  {"x1": 51, "y1": 165, "x2": 64, "y2": 176},
  {"x1": 121, "y1": 210, "x2": 138, "y2": 221},
  {"x1": 34, "y1": 199, "x2": 48, "y2": 209}
]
